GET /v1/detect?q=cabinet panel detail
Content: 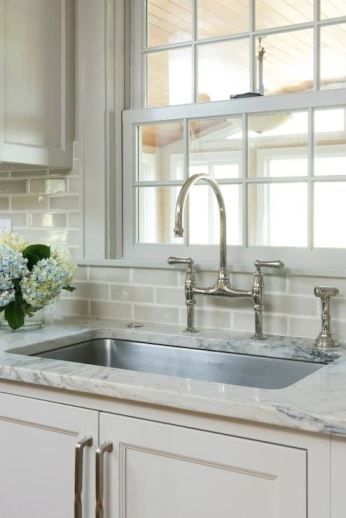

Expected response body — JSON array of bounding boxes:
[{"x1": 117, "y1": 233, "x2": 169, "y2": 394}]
[{"x1": 101, "y1": 413, "x2": 307, "y2": 518}]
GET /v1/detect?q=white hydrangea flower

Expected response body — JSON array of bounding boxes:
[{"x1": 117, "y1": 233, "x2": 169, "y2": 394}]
[
  {"x1": 21, "y1": 258, "x2": 66, "y2": 308},
  {"x1": 50, "y1": 244, "x2": 76, "y2": 286},
  {"x1": 0, "y1": 232, "x2": 29, "y2": 253}
]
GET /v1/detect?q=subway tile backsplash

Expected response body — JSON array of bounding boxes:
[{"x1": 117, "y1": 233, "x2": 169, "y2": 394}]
[{"x1": 1, "y1": 163, "x2": 345, "y2": 341}]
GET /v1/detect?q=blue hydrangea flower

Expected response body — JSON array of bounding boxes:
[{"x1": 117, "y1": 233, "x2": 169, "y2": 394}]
[
  {"x1": 20, "y1": 258, "x2": 66, "y2": 308},
  {"x1": 0, "y1": 246, "x2": 28, "y2": 307}
]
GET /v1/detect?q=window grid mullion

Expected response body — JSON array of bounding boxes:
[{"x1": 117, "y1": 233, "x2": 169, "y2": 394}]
[
  {"x1": 243, "y1": 113, "x2": 249, "y2": 247},
  {"x1": 184, "y1": 118, "x2": 190, "y2": 247},
  {"x1": 308, "y1": 107, "x2": 314, "y2": 251}
]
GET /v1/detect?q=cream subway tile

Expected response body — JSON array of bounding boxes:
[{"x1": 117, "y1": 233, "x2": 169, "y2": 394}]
[
  {"x1": 156, "y1": 287, "x2": 186, "y2": 306},
  {"x1": 56, "y1": 298, "x2": 90, "y2": 316},
  {"x1": 289, "y1": 275, "x2": 346, "y2": 296},
  {"x1": 134, "y1": 304, "x2": 179, "y2": 324},
  {"x1": 12, "y1": 195, "x2": 48, "y2": 210},
  {"x1": 204, "y1": 295, "x2": 252, "y2": 310},
  {"x1": 89, "y1": 267, "x2": 131, "y2": 283},
  {"x1": 260, "y1": 274, "x2": 288, "y2": 294},
  {"x1": 10, "y1": 170, "x2": 49, "y2": 178},
  {"x1": 48, "y1": 168, "x2": 71, "y2": 176},
  {"x1": 229, "y1": 272, "x2": 253, "y2": 288},
  {"x1": 69, "y1": 246, "x2": 81, "y2": 260},
  {"x1": 329, "y1": 297, "x2": 346, "y2": 321},
  {"x1": 194, "y1": 308, "x2": 231, "y2": 330},
  {"x1": 232, "y1": 311, "x2": 288, "y2": 336},
  {"x1": 29, "y1": 213, "x2": 67, "y2": 228},
  {"x1": 49, "y1": 195, "x2": 79, "y2": 210},
  {"x1": 67, "y1": 177, "x2": 79, "y2": 193},
  {"x1": 47, "y1": 229, "x2": 80, "y2": 247},
  {"x1": 74, "y1": 266, "x2": 88, "y2": 281},
  {"x1": 46, "y1": 230, "x2": 68, "y2": 244},
  {"x1": 133, "y1": 268, "x2": 179, "y2": 286},
  {"x1": 0, "y1": 180, "x2": 27, "y2": 194},
  {"x1": 0, "y1": 197, "x2": 9, "y2": 210},
  {"x1": 18, "y1": 229, "x2": 47, "y2": 242},
  {"x1": 30, "y1": 178, "x2": 66, "y2": 194},
  {"x1": 184, "y1": 270, "x2": 217, "y2": 287},
  {"x1": 332, "y1": 320, "x2": 346, "y2": 343},
  {"x1": 111, "y1": 285, "x2": 155, "y2": 303},
  {"x1": 67, "y1": 212, "x2": 80, "y2": 228},
  {"x1": 0, "y1": 212, "x2": 26, "y2": 226},
  {"x1": 68, "y1": 281, "x2": 109, "y2": 300},
  {"x1": 264, "y1": 294, "x2": 319, "y2": 317},
  {"x1": 288, "y1": 316, "x2": 320, "y2": 339},
  {"x1": 90, "y1": 300, "x2": 132, "y2": 320}
]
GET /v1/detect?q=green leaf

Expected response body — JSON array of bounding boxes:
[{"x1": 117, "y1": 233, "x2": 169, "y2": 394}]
[
  {"x1": 23, "y1": 244, "x2": 50, "y2": 270},
  {"x1": 63, "y1": 285, "x2": 75, "y2": 292},
  {"x1": 4, "y1": 302, "x2": 25, "y2": 330}
]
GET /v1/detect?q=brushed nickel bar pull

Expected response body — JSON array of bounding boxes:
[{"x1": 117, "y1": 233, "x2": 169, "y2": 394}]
[
  {"x1": 95, "y1": 441, "x2": 113, "y2": 518},
  {"x1": 75, "y1": 436, "x2": 93, "y2": 518}
]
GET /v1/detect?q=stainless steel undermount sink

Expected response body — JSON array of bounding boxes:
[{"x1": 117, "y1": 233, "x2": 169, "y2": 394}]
[{"x1": 31, "y1": 338, "x2": 328, "y2": 390}]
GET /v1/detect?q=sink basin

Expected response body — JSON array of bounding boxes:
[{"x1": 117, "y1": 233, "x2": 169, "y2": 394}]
[{"x1": 31, "y1": 338, "x2": 326, "y2": 389}]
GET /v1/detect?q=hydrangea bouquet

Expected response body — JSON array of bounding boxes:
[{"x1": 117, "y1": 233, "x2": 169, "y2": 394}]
[{"x1": 0, "y1": 233, "x2": 76, "y2": 330}]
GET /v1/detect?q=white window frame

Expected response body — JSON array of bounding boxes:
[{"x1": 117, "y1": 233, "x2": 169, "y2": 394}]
[
  {"x1": 123, "y1": 88, "x2": 346, "y2": 271},
  {"x1": 78, "y1": 0, "x2": 346, "y2": 274}
]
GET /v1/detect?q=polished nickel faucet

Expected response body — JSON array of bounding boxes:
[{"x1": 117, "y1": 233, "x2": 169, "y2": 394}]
[{"x1": 168, "y1": 173, "x2": 284, "y2": 339}]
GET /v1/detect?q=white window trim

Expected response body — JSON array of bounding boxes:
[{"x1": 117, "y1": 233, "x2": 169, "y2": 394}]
[{"x1": 78, "y1": 0, "x2": 346, "y2": 276}]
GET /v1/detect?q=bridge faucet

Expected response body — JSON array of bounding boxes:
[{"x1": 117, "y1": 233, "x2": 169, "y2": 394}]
[{"x1": 169, "y1": 173, "x2": 285, "y2": 339}]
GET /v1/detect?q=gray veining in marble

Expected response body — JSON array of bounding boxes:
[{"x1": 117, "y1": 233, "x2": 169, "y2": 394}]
[{"x1": 0, "y1": 316, "x2": 346, "y2": 437}]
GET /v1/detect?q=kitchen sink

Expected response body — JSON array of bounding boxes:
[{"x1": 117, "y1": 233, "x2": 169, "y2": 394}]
[{"x1": 31, "y1": 338, "x2": 327, "y2": 390}]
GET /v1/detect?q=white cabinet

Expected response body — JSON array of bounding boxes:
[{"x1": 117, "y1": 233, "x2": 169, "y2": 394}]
[
  {"x1": 0, "y1": 393, "x2": 97, "y2": 518},
  {"x1": 0, "y1": 0, "x2": 75, "y2": 168},
  {"x1": 100, "y1": 413, "x2": 307, "y2": 518}
]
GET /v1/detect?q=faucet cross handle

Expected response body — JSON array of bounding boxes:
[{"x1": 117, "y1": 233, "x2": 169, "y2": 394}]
[{"x1": 314, "y1": 286, "x2": 339, "y2": 349}]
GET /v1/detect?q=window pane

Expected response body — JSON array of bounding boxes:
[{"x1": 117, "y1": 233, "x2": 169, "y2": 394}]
[
  {"x1": 197, "y1": 0, "x2": 249, "y2": 39},
  {"x1": 137, "y1": 186, "x2": 181, "y2": 243},
  {"x1": 189, "y1": 118, "x2": 242, "y2": 179},
  {"x1": 189, "y1": 184, "x2": 242, "y2": 245},
  {"x1": 146, "y1": 48, "x2": 192, "y2": 107},
  {"x1": 248, "y1": 111, "x2": 308, "y2": 177},
  {"x1": 138, "y1": 123, "x2": 184, "y2": 181},
  {"x1": 321, "y1": 0, "x2": 346, "y2": 20},
  {"x1": 255, "y1": 0, "x2": 313, "y2": 30},
  {"x1": 197, "y1": 39, "x2": 249, "y2": 102},
  {"x1": 147, "y1": 0, "x2": 192, "y2": 48},
  {"x1": 314, "y1": 182, "x2": 346, "y2": 247},
  {"x1": 248, "y1": 183, "x2": 308, "y2": 246},
  {"x1": 320, "y1": 24, "x2": 346, "y2": 91},
  {"x1": 314, "y1": 108, "x2": 346, "y2": 176},
  {"x1": 256, "y1": 30, "x2": 313, "y2": 95}
]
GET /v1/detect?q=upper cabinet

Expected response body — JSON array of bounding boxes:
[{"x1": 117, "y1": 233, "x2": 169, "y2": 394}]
[{"x1": 0, "y1": 0, "x2": 75, "y2": 168}]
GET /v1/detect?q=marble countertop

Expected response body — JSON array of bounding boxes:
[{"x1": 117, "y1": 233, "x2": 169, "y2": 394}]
[{"x1": 0, "y1": 316, "x2": 345, "y2": 437}]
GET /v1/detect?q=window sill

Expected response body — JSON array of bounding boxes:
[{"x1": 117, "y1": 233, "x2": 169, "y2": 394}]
[{"x1": 77, "y1": 257, "x2": 346, "y2": 278}]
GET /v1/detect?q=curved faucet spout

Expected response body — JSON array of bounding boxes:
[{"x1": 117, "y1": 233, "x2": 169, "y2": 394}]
[{"x1": 174, "y1": 173, "x2": 228, "y2": 275}]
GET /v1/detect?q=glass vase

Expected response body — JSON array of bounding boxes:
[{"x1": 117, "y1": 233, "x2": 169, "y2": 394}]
[{"x1": 0, "y1": 308, "x2": 46, "y2": 331}]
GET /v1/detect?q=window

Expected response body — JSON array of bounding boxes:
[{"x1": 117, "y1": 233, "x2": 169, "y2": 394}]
[{"x1": 122, "y1": 0, "x2": 346, "y2": 269}]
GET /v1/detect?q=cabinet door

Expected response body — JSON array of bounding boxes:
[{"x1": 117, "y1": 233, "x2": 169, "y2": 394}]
[
  {"x1": 0, "y1": 0, "x2": 74, "y2": 167},
  {"x1": 100, "y1": 413, "x2": 307, "y2": 518},
  {"x1": 0, "y1": 392, "x2": 98, "y2": 518}
]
